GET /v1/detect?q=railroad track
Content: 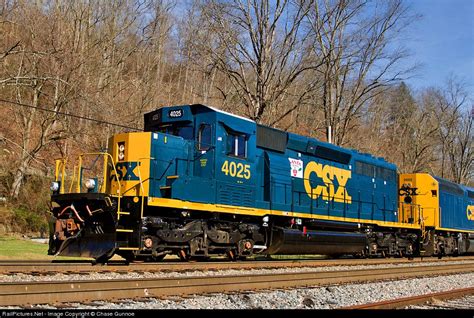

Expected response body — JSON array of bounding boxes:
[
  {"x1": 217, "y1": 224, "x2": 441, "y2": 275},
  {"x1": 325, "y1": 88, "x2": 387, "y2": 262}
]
[
  {"x1": 343, "y1": 287, "x2": 474, "y2": 309},
  {"x1": 1, "y1": 256, "x2": 473, "y2": 275},
  {"x1": 1, "y1": 263, "x2": 473, "y2": 306}
]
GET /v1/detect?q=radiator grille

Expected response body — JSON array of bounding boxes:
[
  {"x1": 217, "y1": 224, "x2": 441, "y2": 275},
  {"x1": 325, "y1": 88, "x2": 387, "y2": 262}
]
[{"x1": 218, "y1": 184, "x2": 254, "y2": 207}]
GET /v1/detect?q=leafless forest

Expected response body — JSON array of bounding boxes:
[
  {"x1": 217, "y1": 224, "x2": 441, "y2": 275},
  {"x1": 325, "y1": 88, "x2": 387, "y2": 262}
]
[{"x1": 0, "y1": 0, "x2": 472, "y2": 230}]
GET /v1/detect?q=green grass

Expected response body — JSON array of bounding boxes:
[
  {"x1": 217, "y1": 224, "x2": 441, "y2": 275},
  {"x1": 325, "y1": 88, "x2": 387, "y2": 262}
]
[
  {"x1": 0, "y1": 235, "x2": 331, "y2": 261},
  {"x1": 0, "y1": 236, "x2": 86, "y2": 260}
]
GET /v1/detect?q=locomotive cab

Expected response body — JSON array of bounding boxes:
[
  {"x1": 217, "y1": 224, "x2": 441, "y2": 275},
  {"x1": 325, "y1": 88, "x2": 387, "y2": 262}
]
[{"x1": 48, "y1": 104, "x2": 262, "y2": 261}]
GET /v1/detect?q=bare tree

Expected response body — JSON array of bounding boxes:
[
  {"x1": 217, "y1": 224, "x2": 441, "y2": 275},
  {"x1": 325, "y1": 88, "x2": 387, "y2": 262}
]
[
  {"x1": 198, "y1": 0, "x2": 316, "y2": 124},
  {"x1": 424, "y1": 77, "x2": 469, "y2": 180},
  {"x1": 0, "y1": 3, "x2": 74, "y2": 198},
  {"x1": 448, "y1": 108, "x2": 473, "y2": 184},
  {"x1": 307, "y1": 0, "x2": 417, "y2": 145}
]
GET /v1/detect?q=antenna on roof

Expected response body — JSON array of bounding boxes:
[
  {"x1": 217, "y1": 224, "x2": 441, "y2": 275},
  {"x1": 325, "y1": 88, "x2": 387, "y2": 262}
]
[{"x1": 327, "y1": 126, "x2": 332, "y2": 144}]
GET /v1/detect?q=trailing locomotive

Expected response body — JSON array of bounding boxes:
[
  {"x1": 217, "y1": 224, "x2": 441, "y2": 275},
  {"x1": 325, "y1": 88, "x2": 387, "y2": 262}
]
[{"x1": 48, "y1": 104, "x2": 474, "y2": 262}]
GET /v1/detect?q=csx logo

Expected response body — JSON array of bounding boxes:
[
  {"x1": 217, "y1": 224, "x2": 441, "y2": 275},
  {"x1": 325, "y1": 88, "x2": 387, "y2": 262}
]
[
  {"x1": 303, "y1": 162, "x2": 352, "y2": 203},
  {"x1": 468, "y1": 205, "x2": 474, "y2": 221},
  {"x1": 111, "y1": 161, "x2": 140, "y2": 181}
]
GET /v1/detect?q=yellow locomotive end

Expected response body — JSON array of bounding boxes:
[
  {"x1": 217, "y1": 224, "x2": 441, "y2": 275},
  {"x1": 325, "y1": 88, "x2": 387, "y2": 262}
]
[
  {"x1": 398, "y1": 173, "x2": 439, "y2": 228},
  {"x1": 108, "y1": 132, "x2": 152, "y2": 198}
]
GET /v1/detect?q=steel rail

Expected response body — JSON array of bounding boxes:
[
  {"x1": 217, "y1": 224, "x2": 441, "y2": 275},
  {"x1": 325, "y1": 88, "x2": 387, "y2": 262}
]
[
  {"x1": 342, "y1": 287, "x2": 474, "y2": 309},
  {"x1": 0, "y1": 263, "x2": 473, "y2": 306},
  {"x1": 1, "y1": 256, "x2": 474, "y2": 275}
]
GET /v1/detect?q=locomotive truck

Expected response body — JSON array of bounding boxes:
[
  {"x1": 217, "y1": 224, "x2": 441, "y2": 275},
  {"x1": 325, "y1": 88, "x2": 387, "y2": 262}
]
[{"x1": 48, "y1": 104, "x2": 474, "y2": 262}]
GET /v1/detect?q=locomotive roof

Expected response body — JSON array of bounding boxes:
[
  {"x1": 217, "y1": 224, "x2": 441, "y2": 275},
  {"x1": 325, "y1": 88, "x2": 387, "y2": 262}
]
[{"x1": 153, "y1": 104, "x2": 396, "y2": 169}]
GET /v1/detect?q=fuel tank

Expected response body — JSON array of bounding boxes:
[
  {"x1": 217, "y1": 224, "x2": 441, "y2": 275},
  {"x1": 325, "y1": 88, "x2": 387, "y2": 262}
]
[{"x1": 266, "y1": 227, "x2": 366, "y2": 256}]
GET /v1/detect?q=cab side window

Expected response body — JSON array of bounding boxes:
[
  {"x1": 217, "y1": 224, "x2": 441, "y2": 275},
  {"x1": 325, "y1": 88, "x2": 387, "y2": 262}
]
[
  {"x1": 228, "y1": 132, "x2": 247, "y2": 158},
  {"x1": 198, "y1": 124, "x2": 212, "y2": 150}
]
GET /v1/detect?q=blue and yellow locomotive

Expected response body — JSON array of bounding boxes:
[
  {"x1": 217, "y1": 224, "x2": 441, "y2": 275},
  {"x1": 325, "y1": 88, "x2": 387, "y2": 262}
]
[{"x1": 48, "y1": 104, "x2": 474, "y2": 261}]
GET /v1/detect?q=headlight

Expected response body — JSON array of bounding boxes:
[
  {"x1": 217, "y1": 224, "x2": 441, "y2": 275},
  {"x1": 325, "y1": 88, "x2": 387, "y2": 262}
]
[
  {"x1": 50, "y1": 182, "x2": 59, "y2": 192},
  {"x1": 118, "y1": 142, "x2": 125, "y2": 161},
  {"x1": 85, "y1": 178, "x2": 96, "y2": 190}
]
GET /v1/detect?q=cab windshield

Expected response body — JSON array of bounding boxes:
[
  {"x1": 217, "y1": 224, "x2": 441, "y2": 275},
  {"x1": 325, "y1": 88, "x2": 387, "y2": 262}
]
[{"x1": 158, "y1": 125, "x2": 194, "y2": 140}]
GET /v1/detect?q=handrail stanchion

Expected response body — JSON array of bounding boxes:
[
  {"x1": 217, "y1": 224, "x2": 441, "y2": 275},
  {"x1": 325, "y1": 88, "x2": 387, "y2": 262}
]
[{"x1": 76, "y1": 155, "x2": 83, "y2": 193}]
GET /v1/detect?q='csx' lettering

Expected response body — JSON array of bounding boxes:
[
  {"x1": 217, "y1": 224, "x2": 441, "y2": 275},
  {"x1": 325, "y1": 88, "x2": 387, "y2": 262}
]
[
  {"x1": 468, "y1": 205, "x2": 474, "y2": 221},
  {"x1": 111, "y1": 161, "x2": 140, "y2": 181},
  {"x1": 303, "y1": 162, "x2": 352, "y2": 203}
]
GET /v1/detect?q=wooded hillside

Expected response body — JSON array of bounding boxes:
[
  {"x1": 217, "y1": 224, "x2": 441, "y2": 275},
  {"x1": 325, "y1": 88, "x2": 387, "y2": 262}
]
[{"x1": 0, "y1": 1, "x2": 472, "y2": 230}]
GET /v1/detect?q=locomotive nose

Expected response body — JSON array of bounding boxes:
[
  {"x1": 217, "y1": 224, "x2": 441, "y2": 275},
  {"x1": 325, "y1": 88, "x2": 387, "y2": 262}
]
[
  {"x1": 48, "y1": 193, "x2": 118, "y2": 261},
  {"x1": 53, "y1": 208, "x2": 116, "y2": 259}
]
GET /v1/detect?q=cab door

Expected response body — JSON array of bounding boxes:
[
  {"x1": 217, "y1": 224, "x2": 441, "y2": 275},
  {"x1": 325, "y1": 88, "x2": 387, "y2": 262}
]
[
  {"x1": 215, "y1": 124, "x2": 256, "y2": 207},
  {"x1": 194, "y1": 121, "x2": 215, "y2": 179}
]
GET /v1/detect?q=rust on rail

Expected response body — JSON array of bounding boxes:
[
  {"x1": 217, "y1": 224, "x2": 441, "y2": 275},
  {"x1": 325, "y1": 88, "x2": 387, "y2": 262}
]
[
  {"x1": 1, "y1": 256, "x2": 474, "y2": 275},
  {"x1": 0, "y1": 263, "x2": 473, "y2": 306},
  {"x1": 343, "y1": 287, "x2": 474, "y2": 309}
]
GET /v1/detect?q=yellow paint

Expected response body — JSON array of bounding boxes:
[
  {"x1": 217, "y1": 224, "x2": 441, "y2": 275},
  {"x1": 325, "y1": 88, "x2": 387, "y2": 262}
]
[
  {"x1": 467, "y1": 205, "x2": 474, "y2": 221},
  {"x1": 147, "y1": 197, "x2": 421, "y2": 230},
  {"x1": 437, "y1": 227, "x2": 474, "y2": 233},
  {"x1": 221, "y1": 160, "x2": 251, "y2": 179},
  {"x1": 303, "y1": 162, "x2": 352, "y2": 203},
  {"x1": 109, "y1": 132, "x2": 151, "y2": 197},
  {"x1": 102, "y1": 154, "x2": 108, "y2": 193},
  {"x1": 116, "y1": 229, "x2": 134, "y2": 233},
  {"x1": 399, "y1": 173, "x2": 439, "y2": 228},
  {"x1": 54, "y1": 158, "x2": 67, "y2": 193},
  {"x1": 54, "y1": 159, "x2": 61, "y2": 181}
]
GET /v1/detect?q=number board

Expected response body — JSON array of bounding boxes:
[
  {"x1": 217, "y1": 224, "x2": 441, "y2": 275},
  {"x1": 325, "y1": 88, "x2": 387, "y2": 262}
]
[
  {"x1": 221, "y1": 160, "x2": 251, "y2": 180},
  {"x1": 168, "y1": 109, "x2": 183, "y2": 118}
]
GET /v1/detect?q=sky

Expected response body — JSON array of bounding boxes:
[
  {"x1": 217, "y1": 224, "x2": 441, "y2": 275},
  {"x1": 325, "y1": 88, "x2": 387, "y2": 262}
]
[{"x1": 405, "y1": 0, "x2": 474, "y2": 92}]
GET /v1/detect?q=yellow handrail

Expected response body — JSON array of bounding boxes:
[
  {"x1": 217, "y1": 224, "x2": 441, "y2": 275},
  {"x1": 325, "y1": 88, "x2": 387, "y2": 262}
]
[
  {"x1": 137, "y1": 157, "x2": 154, "y2": 219},
  {"x1": 54, "y1": 158, "x2": 67, "y2": 194},
  {"x1": 76, "y1": 152, "x2": 120, "y2": 191},
  {"x1": 54, "y1": 152, "x2": 123, "y2": 218},
  {"x1": 68, "y1": 165, "x2": 77, "y2": 194}
]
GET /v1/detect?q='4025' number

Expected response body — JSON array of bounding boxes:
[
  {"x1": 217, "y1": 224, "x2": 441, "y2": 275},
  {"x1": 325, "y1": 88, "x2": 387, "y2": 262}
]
[{"x1": 221, "y1": 160, "x2": 251, "y2": 179}]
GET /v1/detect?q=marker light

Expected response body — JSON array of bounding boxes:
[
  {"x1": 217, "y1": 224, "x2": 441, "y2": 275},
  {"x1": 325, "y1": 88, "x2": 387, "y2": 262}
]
[
  {"x1": 50, "y1": 182, "x2": 59, "y2": 192},
  {"x1": 85, "y1": 179, "x2": 96, "y2": 190},
  {"x1": 118, "y1": 143, "x2": 125, "y2": 161}
]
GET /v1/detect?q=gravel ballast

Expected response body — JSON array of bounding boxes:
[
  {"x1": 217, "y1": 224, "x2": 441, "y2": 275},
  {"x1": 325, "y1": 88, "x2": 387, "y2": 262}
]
[
  {"x1": 1, "y1": 259, "x2": 472, "y2": 283},
  {"x1": 17, "y1": 272, "x2": 474, "y2": 310}
]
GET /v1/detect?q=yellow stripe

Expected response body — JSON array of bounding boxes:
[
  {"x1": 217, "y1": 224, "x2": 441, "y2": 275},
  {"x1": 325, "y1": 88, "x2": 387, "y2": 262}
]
[
  {"x1": 436, "y1": 227, "x2": 474, "y2": 234},
  {"x1": 117, "y1": 247, "x2": 140, "y2": 250},
  {"x1": 148, "y1": 197, "x2": 421, "y2": 230},
  {"x1": 116, "y1": 229, "x2": 134, "y2": 233}
]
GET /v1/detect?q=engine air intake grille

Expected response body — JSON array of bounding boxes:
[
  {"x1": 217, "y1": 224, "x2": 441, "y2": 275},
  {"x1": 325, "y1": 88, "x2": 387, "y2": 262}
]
[{"x1": 257, "y1": 125, "x2": 287, "y2": 153}]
